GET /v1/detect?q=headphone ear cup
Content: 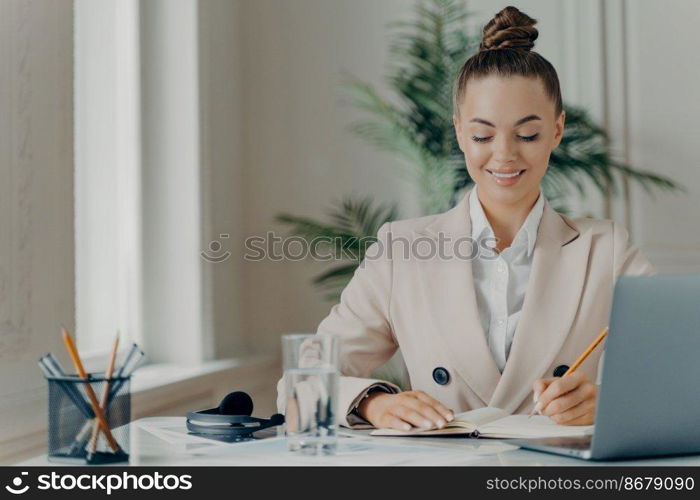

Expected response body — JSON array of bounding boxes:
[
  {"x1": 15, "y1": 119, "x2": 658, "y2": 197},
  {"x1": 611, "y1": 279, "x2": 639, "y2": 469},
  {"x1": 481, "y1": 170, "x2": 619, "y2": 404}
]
[
  {"x1": 218, "y1": 391, "x2": 254, "y2": 416},
  {"x1": 186, "y1": 398, "x2": 285, "y2": 440}
]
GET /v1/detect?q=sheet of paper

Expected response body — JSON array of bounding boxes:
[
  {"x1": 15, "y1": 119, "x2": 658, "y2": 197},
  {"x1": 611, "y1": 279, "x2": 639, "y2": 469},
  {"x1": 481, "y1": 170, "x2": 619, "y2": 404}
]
[
  {"x1": 135, "y1": 418, "x2": 232, "y2": 446},
  {"x1": 197, "y1": 436, "x2": 517, "y2": 466}
]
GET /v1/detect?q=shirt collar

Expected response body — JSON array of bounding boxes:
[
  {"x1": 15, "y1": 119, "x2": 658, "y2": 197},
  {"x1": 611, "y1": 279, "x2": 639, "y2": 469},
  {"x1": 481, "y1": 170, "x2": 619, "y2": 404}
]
[{"x1": 469, "y1": 184, "x2": 545, "y2": 257}]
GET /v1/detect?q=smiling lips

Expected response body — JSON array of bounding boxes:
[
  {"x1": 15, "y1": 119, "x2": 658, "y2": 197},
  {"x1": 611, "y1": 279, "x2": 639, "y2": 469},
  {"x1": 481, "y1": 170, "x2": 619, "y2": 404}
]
[{"x1": 486, "y1": 169, "x2": 527, "y2": 186}]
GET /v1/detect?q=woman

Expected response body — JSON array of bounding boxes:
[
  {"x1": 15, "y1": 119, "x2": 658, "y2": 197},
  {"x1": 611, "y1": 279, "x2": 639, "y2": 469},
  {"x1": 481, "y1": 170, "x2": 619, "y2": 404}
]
[{"x1": 277, "y1": 6, "x2": 654, "y2": 431}]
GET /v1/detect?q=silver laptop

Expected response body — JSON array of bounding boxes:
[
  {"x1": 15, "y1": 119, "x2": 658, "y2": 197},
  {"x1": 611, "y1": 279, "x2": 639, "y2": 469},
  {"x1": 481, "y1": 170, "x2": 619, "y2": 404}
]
[{"x1": 512, "y1": 274, "x2": 700, "y2": 460}]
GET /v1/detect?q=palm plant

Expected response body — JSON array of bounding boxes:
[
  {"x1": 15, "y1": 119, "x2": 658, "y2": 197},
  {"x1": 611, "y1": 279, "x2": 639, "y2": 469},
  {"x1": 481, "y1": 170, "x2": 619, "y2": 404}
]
[
  {"x1": 277, "y1": 197, "x2": 398, "y2": 300},
  {"x1": 278, "y1": 0, "x2": 679, "y2": 301}
]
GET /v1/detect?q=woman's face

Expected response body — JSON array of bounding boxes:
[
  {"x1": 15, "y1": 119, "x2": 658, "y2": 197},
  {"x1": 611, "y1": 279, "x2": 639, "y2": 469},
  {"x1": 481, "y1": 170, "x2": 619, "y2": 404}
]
[{"x1": 453, "y1": 75, "x2": 565, "y2": 207}]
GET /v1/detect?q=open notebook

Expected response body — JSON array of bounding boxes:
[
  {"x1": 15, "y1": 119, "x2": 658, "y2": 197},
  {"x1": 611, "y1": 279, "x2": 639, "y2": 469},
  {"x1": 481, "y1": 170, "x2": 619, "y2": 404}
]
[{"x1": 370, "y1": 407, "x2": 594, "y2": 439}]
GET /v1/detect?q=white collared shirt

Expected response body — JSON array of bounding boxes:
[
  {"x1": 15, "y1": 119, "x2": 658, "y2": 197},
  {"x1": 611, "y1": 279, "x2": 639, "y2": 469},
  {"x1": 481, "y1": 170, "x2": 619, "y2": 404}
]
[{"x1": 469, "y1": 185, "x2": 545, "y2": 372}]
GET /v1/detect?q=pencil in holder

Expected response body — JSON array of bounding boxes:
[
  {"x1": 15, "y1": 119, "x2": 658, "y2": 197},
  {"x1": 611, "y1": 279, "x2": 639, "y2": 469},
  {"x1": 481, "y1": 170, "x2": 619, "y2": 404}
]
[{"x1": 46, "y1": 373, "x2": 131, "y2": 464}]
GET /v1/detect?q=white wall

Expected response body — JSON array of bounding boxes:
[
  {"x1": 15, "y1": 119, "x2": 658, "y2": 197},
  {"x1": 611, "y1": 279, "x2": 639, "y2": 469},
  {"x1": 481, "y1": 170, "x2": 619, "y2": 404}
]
[
  {"x1": 238, "y1": 0, "x2": 422, "y2": 355},
  {"x1": 624, "y1": 0, "x2": 700, "y2": 272},
  {"x1": 0, "y1": 0, "x2": 74, "y2": 462},
  {"x1": 198, "y1": 0, "x2": 248, "y2": 359}
]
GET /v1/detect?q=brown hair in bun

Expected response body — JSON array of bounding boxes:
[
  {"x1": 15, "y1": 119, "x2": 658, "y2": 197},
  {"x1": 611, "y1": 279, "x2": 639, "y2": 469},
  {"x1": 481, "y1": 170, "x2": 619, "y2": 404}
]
[{"x1": 453, "y1": 6, "x2": 562, "y2": 116}]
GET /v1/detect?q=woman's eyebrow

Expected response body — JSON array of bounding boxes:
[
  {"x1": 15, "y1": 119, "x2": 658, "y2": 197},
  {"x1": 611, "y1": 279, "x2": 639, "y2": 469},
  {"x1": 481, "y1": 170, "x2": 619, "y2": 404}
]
[{"x1": 468, "y1": 114, "x2": 542, "y2": 127}]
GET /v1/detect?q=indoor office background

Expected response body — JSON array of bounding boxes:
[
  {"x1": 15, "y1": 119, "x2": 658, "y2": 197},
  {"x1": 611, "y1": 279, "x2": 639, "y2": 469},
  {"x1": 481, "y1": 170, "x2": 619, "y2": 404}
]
[{"x1": 1, "y1": 0, "x2": 698, "y2": 463}]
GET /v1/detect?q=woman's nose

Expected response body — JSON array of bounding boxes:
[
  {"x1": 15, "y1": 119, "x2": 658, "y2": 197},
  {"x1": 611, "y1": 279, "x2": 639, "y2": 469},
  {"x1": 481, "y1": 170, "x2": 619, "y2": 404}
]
[{"x1": 491, "y1": 135, "x2": 517, "y2": 163}]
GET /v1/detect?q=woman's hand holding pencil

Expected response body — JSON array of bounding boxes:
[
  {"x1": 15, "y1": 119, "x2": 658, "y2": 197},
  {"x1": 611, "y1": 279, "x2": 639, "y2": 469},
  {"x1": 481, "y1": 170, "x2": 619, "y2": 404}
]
[
  {"x1": 531, "y1": 372, "x2": 598, "y2": 425},
  {"x1": 529, "y1": 326, "x2": 608, "y2": 426}
]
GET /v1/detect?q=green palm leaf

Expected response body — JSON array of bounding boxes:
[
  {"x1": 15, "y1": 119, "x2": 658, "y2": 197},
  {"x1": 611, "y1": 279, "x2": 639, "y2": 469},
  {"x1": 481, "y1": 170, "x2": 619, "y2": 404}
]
[{"x1": 277, "y1": 197, "x2": 398, "y2": 299}]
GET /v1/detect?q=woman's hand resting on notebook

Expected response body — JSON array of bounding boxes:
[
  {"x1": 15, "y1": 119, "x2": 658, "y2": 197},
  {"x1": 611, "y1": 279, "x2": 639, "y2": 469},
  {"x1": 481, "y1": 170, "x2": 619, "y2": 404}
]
[
  {"x1": 532, "y1": 372, "x2": 598, "y2": 425},
  {"x1": 357, "y1": 390, "x2": 455, "y2": 431}
]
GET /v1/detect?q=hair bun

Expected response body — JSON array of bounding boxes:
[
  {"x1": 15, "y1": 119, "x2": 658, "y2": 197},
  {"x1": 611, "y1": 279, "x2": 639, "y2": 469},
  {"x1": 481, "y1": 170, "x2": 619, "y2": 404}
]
[{"x1": 479, "y1": 6, "x2": 538, "y2": 52}]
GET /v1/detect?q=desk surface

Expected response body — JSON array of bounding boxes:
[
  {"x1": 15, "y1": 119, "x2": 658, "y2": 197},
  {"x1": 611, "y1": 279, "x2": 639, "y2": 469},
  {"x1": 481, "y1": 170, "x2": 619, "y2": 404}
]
[{"x1": 18, "y1": 417, "x2": 700, "y2": 466}]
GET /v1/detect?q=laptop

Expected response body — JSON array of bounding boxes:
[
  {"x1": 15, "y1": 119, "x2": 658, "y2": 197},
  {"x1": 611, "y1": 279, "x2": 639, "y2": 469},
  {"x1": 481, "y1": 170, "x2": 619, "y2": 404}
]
[{"x1": 512, "y1": 274, "x2": 700, "y2": 460}]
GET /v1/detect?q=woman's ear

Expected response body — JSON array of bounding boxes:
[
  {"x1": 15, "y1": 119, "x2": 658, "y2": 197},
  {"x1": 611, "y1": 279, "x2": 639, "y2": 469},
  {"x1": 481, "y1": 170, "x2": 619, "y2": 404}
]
[
  {"x1": 552, "y1": 110, "x2": 566, "y2": 149},
  {"x1": 453, "y1": 114, "x2": 466, "y2": 153}
]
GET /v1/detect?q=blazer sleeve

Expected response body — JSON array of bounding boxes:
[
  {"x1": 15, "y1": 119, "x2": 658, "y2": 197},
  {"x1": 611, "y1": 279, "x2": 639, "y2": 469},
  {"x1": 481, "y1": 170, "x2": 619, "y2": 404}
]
[{"x1": 276, "y1": 222, "x2": 401, "y2": 427}]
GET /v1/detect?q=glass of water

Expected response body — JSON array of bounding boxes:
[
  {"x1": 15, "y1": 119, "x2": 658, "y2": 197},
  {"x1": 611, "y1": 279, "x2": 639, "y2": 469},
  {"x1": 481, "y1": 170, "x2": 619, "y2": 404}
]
[{"x1": 282, "y1": 333, "x2": 339, "y2": 455}]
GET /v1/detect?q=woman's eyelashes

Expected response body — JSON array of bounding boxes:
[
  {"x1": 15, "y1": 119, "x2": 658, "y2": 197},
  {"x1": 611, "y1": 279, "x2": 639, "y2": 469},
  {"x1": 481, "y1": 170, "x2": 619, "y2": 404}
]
[{"x1": 470, "y1": 133, "x2": 540, "y2": 143}]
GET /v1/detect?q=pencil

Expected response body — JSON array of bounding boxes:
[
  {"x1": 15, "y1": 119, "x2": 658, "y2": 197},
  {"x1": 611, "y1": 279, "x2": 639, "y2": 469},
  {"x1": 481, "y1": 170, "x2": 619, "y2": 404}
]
[
  {"x1": 61, "y1": 328, "x2": 120, "y2": 451},
  {"x1": 88, "y1": 332, "x2": 120, "y2": 456},
  {"x1": 528, "y1": 326, "x2": 609, "y2": 418}
]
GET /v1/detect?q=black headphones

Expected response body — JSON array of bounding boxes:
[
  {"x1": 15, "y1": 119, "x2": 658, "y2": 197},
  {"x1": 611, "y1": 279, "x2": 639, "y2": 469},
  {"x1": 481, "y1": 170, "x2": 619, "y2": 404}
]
[{"x1": 186, "y1": 391, "x2": 285, "y2": 440}]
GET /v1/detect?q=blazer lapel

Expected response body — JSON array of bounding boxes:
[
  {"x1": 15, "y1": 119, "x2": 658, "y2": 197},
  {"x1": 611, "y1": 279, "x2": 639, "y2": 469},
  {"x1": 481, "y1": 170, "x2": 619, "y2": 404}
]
[
  {"x1": 488, "y1": 199, "x2": 592, "y2": 412},
  {"x1": 416, "y1": 190, "x2": 501, "y2": 405}
]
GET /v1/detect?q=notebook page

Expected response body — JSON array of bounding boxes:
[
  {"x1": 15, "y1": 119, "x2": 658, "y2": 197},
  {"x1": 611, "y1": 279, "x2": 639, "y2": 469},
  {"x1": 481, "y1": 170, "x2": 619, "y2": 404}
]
[
  {"x1": 370, "y1": 426, "x2": 474, "y2": 436},
  {"x1": 453, "y1": 406, "x2": 510, "y2": 426},
  {"x1": 479, "y1": 415, "x2": 594, "y2": 439},
  {"x1": 370, "y1": 407, "x2": 509, "y2": 437}
]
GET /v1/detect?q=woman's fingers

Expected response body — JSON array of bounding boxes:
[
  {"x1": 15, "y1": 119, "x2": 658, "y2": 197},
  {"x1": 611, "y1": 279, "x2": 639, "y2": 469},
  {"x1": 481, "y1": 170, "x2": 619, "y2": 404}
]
[
  {"x1": 394, "y1": 392, "x2": 448, "y2": 428},
  {"x1": 532, "y1": 378, "x2": 555, "y2": 413},
  {"x1": 381, "y1": 414, "x2": 412, "y2": 432},
  {"x1": 412, "y1": 390, "x2": 455, "y2": 422},
  {"x1": 540, "y1": 382, "x2": 596, "y2": 417},
  {"x1": 364, "y1": 390, "x2": 454, "y2": 430},
  {"x1": 550, "y1": 398, "x2": 596, "y2": 426},
  {"x1": 533, "y1": 377, "x2": 555, "y2": 402},
  {"x1": 400, "y1": 396, "x2": 447, "y2": 428},
  {"x1": 535, "y1": 372, "x2": 588, "y2": 412},
  {"x1": 534, "y1": 372, "x2": 598, "y2": 425},
  {"x1": 392, "y1": 404, "x2": 437, "y2": 429}
]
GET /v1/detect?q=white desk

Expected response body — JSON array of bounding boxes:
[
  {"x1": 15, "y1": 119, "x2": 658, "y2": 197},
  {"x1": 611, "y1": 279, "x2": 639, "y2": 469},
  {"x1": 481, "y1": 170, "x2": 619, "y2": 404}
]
[{"x1": 18, "y1": 417, "x2": 700, "y2": 466}]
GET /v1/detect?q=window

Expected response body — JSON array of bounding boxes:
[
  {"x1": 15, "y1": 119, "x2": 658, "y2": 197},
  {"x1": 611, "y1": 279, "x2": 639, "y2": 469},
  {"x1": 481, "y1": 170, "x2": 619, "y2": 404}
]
[
  {"x1": 75, "y1": 0, "x2": 142, "y2": 358},
  {"x1": 74, "y1": 0, "x2": 217, "y2": 365}
]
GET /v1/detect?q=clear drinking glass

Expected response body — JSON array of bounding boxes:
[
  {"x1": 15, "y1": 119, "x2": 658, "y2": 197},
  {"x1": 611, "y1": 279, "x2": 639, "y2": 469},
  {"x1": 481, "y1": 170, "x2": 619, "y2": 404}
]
[{"x1": 282, "y1": 333, "x2": 339, "y2": 455}]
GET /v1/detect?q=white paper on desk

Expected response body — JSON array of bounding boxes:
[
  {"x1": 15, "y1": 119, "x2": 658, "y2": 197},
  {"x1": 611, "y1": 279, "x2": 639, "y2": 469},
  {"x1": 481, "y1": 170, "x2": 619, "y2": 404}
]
[
  {"x1": 198, "y1": 436, "x2": 516, "y2": 466},
  {"x1": 135, "y1": 418, "x2": 230, "y2": 447}
]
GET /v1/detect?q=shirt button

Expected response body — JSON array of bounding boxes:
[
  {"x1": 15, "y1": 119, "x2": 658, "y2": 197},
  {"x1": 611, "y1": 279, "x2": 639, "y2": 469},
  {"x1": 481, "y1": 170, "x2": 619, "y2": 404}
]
[
  {"x1": 497, "y1": 319, "x2": 504, "y2": 326},
  {"x1": 497, "y1": 264, "x2": 505, "y2": 272}
]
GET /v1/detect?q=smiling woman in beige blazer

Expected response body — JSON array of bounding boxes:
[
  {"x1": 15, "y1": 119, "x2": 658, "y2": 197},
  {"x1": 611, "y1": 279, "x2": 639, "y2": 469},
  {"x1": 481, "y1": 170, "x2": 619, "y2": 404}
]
[{"x1": 277, "y1": 6, "x2": 654, "y2": 432}]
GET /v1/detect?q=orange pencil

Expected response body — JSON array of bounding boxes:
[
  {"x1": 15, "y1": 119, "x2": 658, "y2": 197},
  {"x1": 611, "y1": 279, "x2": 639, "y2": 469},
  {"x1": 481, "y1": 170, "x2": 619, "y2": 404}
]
[
  {"x1": 61, "y1": 328, "x2": 120, "y2": 451},
  {"x1": 529, "y1": 326, "x2": 609, "y2": 418},
  {"x1": 88, "y1": 332, "x2": 120, "y2": 455}
]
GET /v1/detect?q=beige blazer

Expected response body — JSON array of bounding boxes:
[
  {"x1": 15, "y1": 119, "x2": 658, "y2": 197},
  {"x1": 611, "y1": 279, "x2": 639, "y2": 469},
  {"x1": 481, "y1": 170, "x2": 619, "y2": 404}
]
[{"x1": 277, "y1": 189, "x2": 655, "y2": 427}]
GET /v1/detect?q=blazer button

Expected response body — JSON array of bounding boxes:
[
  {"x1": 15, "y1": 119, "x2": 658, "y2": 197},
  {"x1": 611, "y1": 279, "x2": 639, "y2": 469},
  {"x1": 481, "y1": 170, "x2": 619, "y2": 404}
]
[
  {"x1": 553, "y1": 365, "x2": 570, "y2": 377},
  {"x1": 432, "y1": 367, "x2": 450, "y2": 385}
]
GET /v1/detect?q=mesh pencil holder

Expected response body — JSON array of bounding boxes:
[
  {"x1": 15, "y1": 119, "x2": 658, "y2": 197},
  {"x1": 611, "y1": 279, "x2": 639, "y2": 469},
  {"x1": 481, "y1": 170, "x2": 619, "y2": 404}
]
[{"x1": 46, "y1": 373, "x2": 131, "y2": 464}]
